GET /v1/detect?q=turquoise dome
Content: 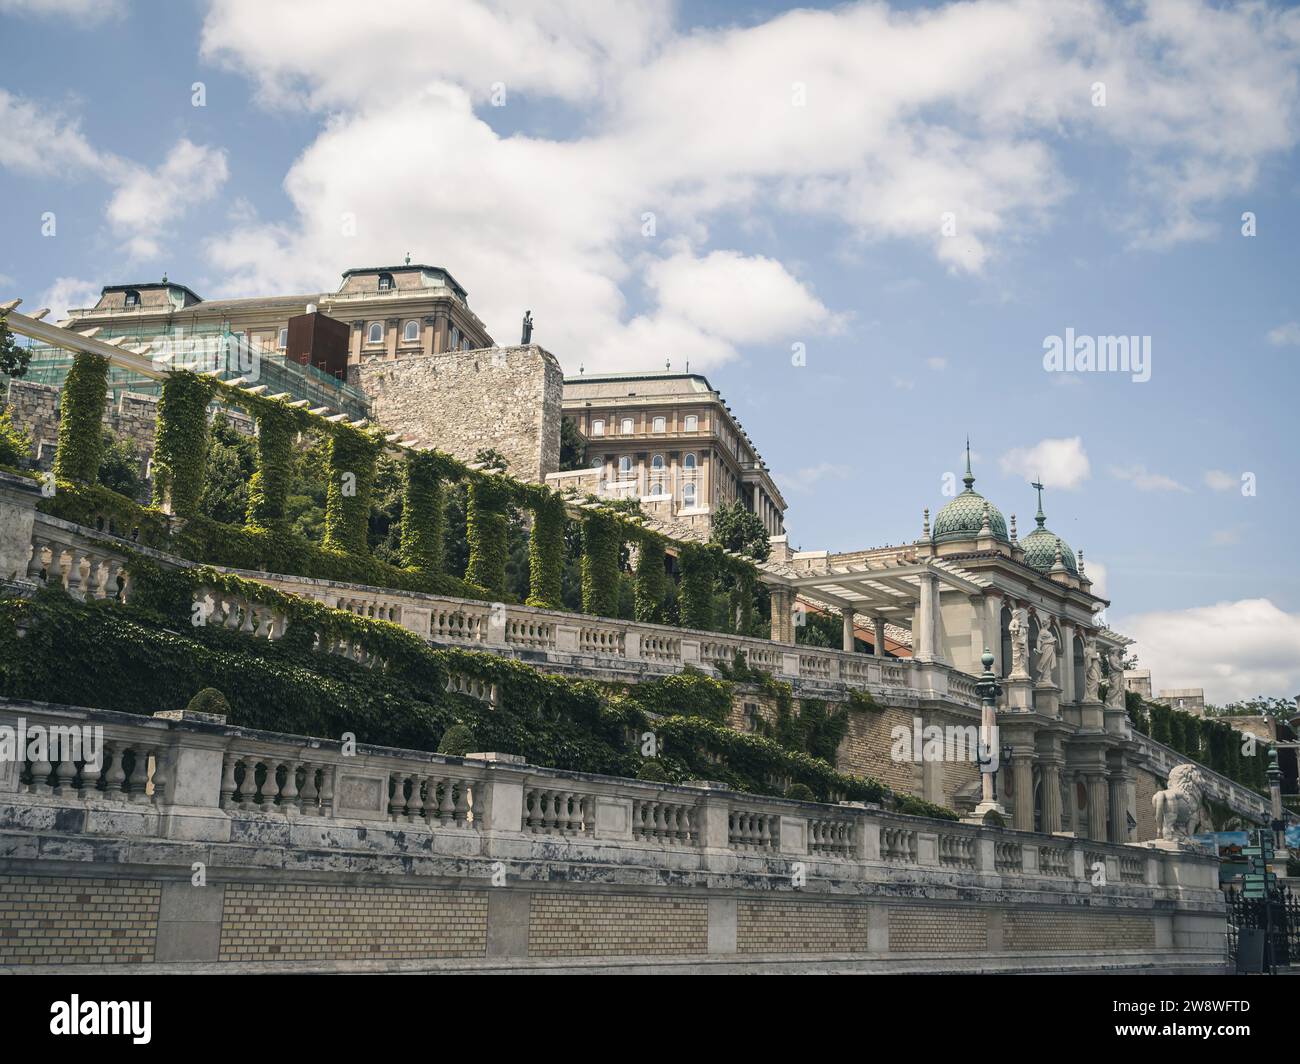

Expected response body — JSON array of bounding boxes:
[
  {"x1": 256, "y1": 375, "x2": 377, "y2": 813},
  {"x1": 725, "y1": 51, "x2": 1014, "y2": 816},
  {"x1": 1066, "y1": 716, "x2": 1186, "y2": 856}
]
[
  {"x1": 932, "y1": 452, "x2": 1009, "y2": 544},
  {"x1": 1020, "y1": 483, "x2": 1077, "y2": 574}
]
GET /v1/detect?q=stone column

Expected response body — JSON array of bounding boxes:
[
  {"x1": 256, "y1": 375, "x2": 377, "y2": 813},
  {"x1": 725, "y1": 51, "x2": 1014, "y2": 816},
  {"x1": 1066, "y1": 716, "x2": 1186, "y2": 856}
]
[
  {"x1": 842, "y1": 606, "x2": 856, "y2": 653},
  {"x1": 769, "y1": 585, "x2": 793, "y2": 644},
  {"x1": 916, "y1": 572, "x2": 936, "y2": 662},
  {"x1": 1040, "y1": 761, "x2": 1062, "y2": 834},
  {"x1": 421, "y1": 316, "x2": 436, "y2": 356},
  {"x1": 873, "y1": 616, "x2": 887, "y2": 657},
  {"x1": 1087, "y1": 773, "x2": 1110, "y2": 841},
  {"x1": 1012, "y1": 752, "x2": 1035, "y2": 832},
  {"x1": 349, "y1": 321, "x2": 364, "y2": 362},
  {"x1": 1108, "y1": 772, "x2": 1130, "y2": 843},
  {"x1": 384, "y1": 319, "x2": 399, "y2": 359}
]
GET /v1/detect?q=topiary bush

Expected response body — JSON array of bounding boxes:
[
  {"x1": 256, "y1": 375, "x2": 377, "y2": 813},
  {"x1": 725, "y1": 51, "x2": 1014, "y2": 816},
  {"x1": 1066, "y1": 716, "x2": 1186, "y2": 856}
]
[
  {"x1": 785, "y1": 782, "x2": 815, "y2": 802},
  {"x1": 53, "y1": 351, "x2": 109, "y2": 484},
  {"x1": 185, "y1": 687, "x2": 231, "y2": 717},
  {"x1": 437, "y1": 723, "x2": 476, "y2": 757},
  {"x1": 636, "y1": 759, "x2": 668, "y2": 782}
]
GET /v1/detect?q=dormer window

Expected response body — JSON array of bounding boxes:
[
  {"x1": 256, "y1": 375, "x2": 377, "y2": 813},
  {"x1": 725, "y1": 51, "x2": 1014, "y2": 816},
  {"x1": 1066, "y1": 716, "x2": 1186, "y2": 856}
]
[
  {"x1": 124, "y1": 289, "x2": 140, "y2": 308},
  {"x1": 402, "y1": 320, "x2": 419, "y2": 342},
  {"x1": 366, "y1": 321, "x2": 384, "y2": 344},
  {"x1": 377, "y1": 273, "x2": 394, "y2": 292},
  {"x1": 277, "y1": 328, "x2": 288, "y2": 350}
]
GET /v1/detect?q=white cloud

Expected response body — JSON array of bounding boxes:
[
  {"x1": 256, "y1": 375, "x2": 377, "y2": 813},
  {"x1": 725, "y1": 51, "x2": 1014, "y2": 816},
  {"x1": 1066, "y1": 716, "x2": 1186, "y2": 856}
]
[
  {"x1": 926, "y1": 357, "x2": 948, "y2": 371},
  {"x1": 106, "y1": 139, "x2": 230, "y2": 260},
  {"x1": 0, "y1": 89, "x2": 107, "y2": 177},
  {"x1": 1204, "y1": 469, "x2": 1240, "y2": 492},
  {"x1": 1115, "y1": 599, "x2": 1300, "y2": 705},
  {"x1": 37, "y1": 277, "x2": 102, "y2": 321},
  {"x1": 1109, "y1": 464, "x2": 1191, "y2": 493},
  {"x1": 775, "y1": 462, "x2": 854, "y2": 495},
  {"x1": 1080, "y1": 555, "x2": 1107, "y2": 598},
  {"x1": 999, "y1": 436, "x2": 1090, "y2": 490},
  {"x1": 1266, "y1": 321, "x2": 1300, "y2": 346},
  {"x1": 189, "y1": 0, "x2": 1300, "y2": 371}
]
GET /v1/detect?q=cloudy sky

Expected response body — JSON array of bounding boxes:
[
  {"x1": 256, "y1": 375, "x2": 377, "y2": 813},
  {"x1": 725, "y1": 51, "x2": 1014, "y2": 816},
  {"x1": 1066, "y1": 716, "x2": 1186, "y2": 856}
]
[{"x1": 2, "y1": 0, "x2": 1299, "y2": 703}]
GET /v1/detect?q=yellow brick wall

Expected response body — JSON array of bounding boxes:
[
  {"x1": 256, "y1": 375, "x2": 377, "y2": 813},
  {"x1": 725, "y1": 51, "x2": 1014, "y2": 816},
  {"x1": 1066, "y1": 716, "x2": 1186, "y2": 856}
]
[
  {"x1": 218, "y1": 883, "x2": 487, "y2": 962},
  {"x1": 528, "y1": 893, "x2": 707, "y2": 957},
  {"x1": 1134, "y1": 769, "x2": 1162, "y2": 842},
  {"x1": 888, "y1": 906, "x2": 989, "y2": 952},
  {"x1": 836, "y1": 704, "x2": 918, "y2": 793},
  {"x1": 737, "y1": 898, "x2": 871, "y2": 953},
  {"x1": 1004, "y1": 911, "x2": 1154, "y2": 951},
  {"x1": 0, "y1": 875, "x2": 159, "y2": 965}
]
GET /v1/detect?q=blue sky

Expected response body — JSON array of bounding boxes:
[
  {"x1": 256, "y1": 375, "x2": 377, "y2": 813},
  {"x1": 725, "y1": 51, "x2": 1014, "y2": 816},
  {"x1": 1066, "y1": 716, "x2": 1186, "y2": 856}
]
[{"x1": 2, "y1": 0, "x2": 1300, "y2": 701}]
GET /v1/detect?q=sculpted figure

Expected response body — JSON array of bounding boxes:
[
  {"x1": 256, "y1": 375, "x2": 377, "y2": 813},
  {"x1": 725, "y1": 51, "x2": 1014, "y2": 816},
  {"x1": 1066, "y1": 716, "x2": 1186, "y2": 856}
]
[
  {"x1": 1082, "y1": 638, "x2": 1102, "y2": 701},
  {"x1": 1152, "y1": 764, "x2": 1205, "y2": 841},
  {"x1": 1034, "y1": 626, "x2": 1058, "y2": 685},
  {"x1": 1105, "y1": 647, "x2": 1127, "y2": 709},
  {"x1": 1008, "y1": 608, "x2": 1030, "y2": 677}
]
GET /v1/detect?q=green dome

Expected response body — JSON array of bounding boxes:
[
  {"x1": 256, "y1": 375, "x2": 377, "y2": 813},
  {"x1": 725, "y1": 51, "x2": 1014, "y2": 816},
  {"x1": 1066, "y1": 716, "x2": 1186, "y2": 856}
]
[
  {"x1": 932, "y1": 449, "x2": 1009, "y2": 544},
  {"x1": 1020, "y1": 482, "x2": 1077, "y2": 574}
]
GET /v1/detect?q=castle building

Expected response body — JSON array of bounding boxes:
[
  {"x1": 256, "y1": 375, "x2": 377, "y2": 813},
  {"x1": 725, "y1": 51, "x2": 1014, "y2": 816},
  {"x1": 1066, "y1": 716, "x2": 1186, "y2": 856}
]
[{"x1": 553, "y1": 370, "x2": 787, "y2": 540}]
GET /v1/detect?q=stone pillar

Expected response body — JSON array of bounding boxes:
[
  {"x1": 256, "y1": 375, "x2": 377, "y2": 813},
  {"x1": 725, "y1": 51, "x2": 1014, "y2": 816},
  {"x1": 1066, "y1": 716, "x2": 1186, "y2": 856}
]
[
  {"x1": 1040, "y1": 761, "x2": 1062, "y2": 834},
  {"x1": 421, "y1": 316, "x2": 436, "y2": 356},
  {"x1": 1060, "y1": 623, "x2": 1076, "y2": 703},
  {"x1": 873, "y1": 616, "x2": 887, "y2": 657},
  {"x1": 769, "y1": 585, "x2": 793, "y2": 644},
  {"x1": 384, "y1": 319, "x2": 399, "y2": 359},
  {"x1": 1012, "y1": 752, "x2": 1035, "y2": 832},
  {"x1": 1109, "y1": 772, "x2": 1130, "y2": 843},
  {"x1": 916, "y1": 572, "x2": 936, "y2": 662},
  {"x1": 1087, "y1": 773, "x2": 1110, "y2": 841},
  {"x1": 349, "y1": 321, "x2": 364, "y2": 362},
  {"x1": 842, "y1": 606, "x2": 856, "y2": 653},
  {"x1": 0, "y1": 472, "x2": 41, "y2": 583}
]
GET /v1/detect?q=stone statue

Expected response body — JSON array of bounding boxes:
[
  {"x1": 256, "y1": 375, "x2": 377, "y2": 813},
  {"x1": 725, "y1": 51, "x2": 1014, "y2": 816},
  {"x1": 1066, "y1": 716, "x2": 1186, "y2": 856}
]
[
  {"x1": 1034, "y1": 626, "x2": 1058, "y2": 685},
  {"x1": 521, "y1": 310, "x2": 534, "y2": 345},
  {"x1": 1008, "y1": 608, "x2": 1030, "y2": 678},
  {"x1": 1152, "y1": 764, "x2": 1205, "y2": 842},
  {"x1": 1082, "y1": 638, "x2": 1102, "y2": 701},
  {"x1": 1104, "y1": 647, "x2": 1126, "y2": 709}
]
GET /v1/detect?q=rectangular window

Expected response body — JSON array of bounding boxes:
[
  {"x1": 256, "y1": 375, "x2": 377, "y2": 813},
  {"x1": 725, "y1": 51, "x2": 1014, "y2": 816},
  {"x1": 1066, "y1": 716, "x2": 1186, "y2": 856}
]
[
  {"x1": 652, "y1": 416, "x2": 666, "y2": 433},
  {"x1": 590, "y1": 419, "x2": 605, "y2": 436},
  {"x1": 684, "y1": 414, "x2": 698, "y2": 432}
]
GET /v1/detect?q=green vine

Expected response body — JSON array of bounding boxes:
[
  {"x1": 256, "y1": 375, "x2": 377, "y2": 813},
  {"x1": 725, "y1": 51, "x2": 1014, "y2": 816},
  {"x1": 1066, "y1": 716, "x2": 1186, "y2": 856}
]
[
  {"x1": 465, "y1": 474, "x2": 511, "y2": 596},
  {"x1": 322, "y1": 426, "x2": 382, "y2": 555},
  {"x1": 245, "y1": 401, "x2": 301, "y2": 527},
  {"x1": 678, "y1": 541, "x2": 716, "y2": 631},
  {"x1": 633, "y1": 535, "x2": 668, "y2": 623},
  {"x1": 151, "y1": 371, "x2": 215, "y2": 517},
  {"x1": 52, "y1": 351, "x2": 109, "y2": 484},
  {"x1": 399, "y1": 450, "x2": 445, "y2": 574},
  {"x1": 525, "y1": 491, "x2": 566, "y2": 608},
  {"x1": 580, "y1": 511, "x2": 621, "y2": 616}
]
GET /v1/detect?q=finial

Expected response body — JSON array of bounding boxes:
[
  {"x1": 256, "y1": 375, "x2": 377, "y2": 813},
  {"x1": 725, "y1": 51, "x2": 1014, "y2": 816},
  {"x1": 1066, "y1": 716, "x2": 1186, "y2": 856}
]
[
  {"x1": 1077, "y1": 548, "x2": 1086, "y2": 575},
  {"x1": 981, "y1": 647, "x2": 995, "y2": 674},
  {"x1": 980, "y1": 500, "x2": 991, "y2": 535},
  {"x1": 963, "y1": 437, "x2": 975, "y2": 491},
  {"x1": 404, "y1": 251, "x2": 411, "y2": 265},
  {"x1": 665, "y1": 358, "x2": 671, "y2": 371},
  {"x1": 1009, "y1": 514, "x2": 1018, "y2": 543},
  {"x1": 579, "y1": 362, "x2": 584, "y2": 375},
  {"x1": 922, "y1": 507, "x2": 930, "y2": 536},
  {"x1": 1031, "y1": 479, "x2": 1046, "y2": 528},
  {"x1": 162, "y1": 272, "x2": 168, "y2": 284}
]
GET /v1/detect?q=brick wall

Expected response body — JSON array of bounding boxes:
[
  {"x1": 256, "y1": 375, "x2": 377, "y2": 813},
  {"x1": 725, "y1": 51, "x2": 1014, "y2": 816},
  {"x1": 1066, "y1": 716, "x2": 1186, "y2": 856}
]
[
  {"x1": 1135, "y1": 769, "x2": 1162, "y2": 842},
  {"x1": 1004, "y1": 911, "x2": 1155, "y2": 951},
  {"x1": 0, "y1": 875, "x2": 159, "y2": 965},
  {"x1": 528, "y1": 893, "x2": 707, "y2": 957},
  {"x1": 351, "y1": 345, "x2": 563, "y2": 482},
  {"x1": 218, "y1": 883, "x2": 487, "y2": 962},
  {"x1": 836, "y1": 703, "x2": 918, "y2": 794},
  {"x1": 737, "y1": 898, "x2": 871, "y2": 953},
  {"x1": 889, "y1": 906, "x2": 989, "y2": 952}
]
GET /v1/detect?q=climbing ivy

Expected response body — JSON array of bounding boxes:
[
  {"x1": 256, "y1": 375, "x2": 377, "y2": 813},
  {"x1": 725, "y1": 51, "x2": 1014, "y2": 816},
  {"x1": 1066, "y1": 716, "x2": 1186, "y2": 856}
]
[
  {"x1": 580, "y1": 511, "x2": 621, "y2": 616},
  {"x1": 525, "y1": 490, "x2": 566, "y2": 608},
  {"x1": 245, "y1": 401, "x2": 302, "y2": 527},
  {"x1": 399, "y1": 450, "x2": 445, "y2": 574},
  {"x1": 465, "y1": 474, "x2": 512, "y2": 596},
  {"x1": 322, "y1": 426, "x2": 382, "y2": 555},
  {"x1": 677, "y1": 541, "x2": 716, "y2": 631},
  {"x1": 633, "y1": 535, "x2": 668, "y2": 623},
  {"x1": 52, "y1": 351, "x2": 109, "y2": 484},
  {"x1": 151, "y1": 371, "x2": 216, "y2": 517}
]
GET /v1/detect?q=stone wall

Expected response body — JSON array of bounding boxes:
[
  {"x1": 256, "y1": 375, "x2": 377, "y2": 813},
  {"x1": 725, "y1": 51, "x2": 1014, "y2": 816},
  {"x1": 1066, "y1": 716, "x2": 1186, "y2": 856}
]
[
  {"x1": 1135, "y1": 768, "x2": 1161, "y2": 842},
  {"x1": 350, "y1": 345, "x2": 563, "y2": 483}
]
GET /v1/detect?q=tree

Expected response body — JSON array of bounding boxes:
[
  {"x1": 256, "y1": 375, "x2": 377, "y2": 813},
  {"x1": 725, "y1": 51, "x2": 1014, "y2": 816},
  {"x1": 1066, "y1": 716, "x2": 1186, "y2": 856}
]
[
  {"x1": 558, "y1": 416, "x2": 587, "y2": 471},
  {"x1": 97, "y1": 432, "x2": 145, "y2": 501},
  {"x1": 198, "y1": 413, "x2": 257, "y2": 525},
  {"x1": 0, "y1": 316, "x2": 31, "y2": 380},
  {"x1": 0, "y1": 409, "x2": 32, "y2": 468},
  {"x1": 709, "y1": 499, "x2": 770, "y2": 562}
]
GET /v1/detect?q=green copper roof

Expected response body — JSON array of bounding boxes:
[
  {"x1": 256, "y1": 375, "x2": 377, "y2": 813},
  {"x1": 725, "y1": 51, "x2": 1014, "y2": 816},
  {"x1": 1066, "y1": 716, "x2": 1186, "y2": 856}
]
[
  {"x1": 932, "y1": 444, "x2": 1010, "y2": 544},
  {"x1": 1020, "y1": 481, "x2": 1077, "y2": 574}
]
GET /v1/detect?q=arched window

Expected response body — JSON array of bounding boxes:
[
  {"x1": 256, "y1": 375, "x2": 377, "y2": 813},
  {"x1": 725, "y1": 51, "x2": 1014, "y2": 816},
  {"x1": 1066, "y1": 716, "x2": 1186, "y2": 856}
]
[
  {"x1": 618, "y1": 456, "x2": 633, "y2": 480},
  {"x1": 650, "y1": 454, "x2": 665, "y2": 494},
  {"x1": 590, "y1": 456, "x2": 603, "y2": 468},
  {"x1": 366, "y1": 321, "x2": 384, "y2": 345},
  {"x1": 450, "y1": 326, "x2": 461, "y2": 348},
  {"x1": 683, "y1": 414, "x2": 698, "y2": 432},
  {"x1": 590, "y1": 419, "x2": 605, "y2": 436},
  {"x1": 682, "y1": 481, "x2": 697, "y2": 506},
  {"x1": 652, "y1": 416, "x2": 666, "y2": 433},
  {"x1": 621, "y1": 417, "x2": 634, "y2": 435},
  {"x1": 682, "y1": 452, "x2": 697, "y2": 470},
  {"x1": 402, "y1": 320, "x2": 419, "y2": 342},
  {"x1": 277, "y1": 327, "x2": 288, "y2": 349}
]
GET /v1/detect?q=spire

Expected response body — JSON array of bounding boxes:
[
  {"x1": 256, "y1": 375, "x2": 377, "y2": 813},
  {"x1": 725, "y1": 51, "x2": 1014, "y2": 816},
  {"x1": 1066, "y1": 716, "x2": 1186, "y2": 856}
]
[
  {"x1": 963, "y1": 437, "x2": 975, "y2": 491},
  {"x1": 1031, "y1": 479, "x2": 1046, "y2": 529},
  {"x1": 922, "y1": 507, "x2": 930, "y2": 538},
  {"x1": 1009, "y1": 513, "x2": 1018, "y2": 543}
]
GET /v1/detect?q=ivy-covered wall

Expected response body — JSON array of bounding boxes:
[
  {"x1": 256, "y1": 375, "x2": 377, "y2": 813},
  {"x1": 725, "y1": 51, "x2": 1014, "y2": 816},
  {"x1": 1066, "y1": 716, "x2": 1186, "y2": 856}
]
[
  {"x1": 322, "y1": 427, "x2": 381, "y2": 555},
  {"x1": 580, "y1": 511, "x2": 621, "y2": 616},
  {"x1": 399, "y1": 450, "x2": 445, "y2": 575},
  {"x1": 525, "y1": 491, "x2": 566, "y2": 608},
  {"x1": 52, "y1": 351, "x2": 109, "y2": 484},
  {"x1": 633, "y1": 536, "x2": 668, "y2": 623},
  {"x1": 465, "y1": 475, "x2": 512, "y2": 596},
  {"x1": 678, "y1": 542, "x2": 715, "y2": 631},
  {"x1": 245, "y1": 401, "x2": 301, "y2": 527}
]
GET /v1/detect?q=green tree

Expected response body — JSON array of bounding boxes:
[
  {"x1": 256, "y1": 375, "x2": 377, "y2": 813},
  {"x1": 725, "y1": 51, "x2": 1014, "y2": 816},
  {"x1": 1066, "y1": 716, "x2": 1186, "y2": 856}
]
[
  {"x1": 199, "y1": 413, "x2": 257, "y2": 525},
  {"x1": 0, "y1": 316, "x2": 31, "y2": 379},
  {"x1": 558, "y1": 416, "x2": 587, "y2": 471},
  {"x1": 97, "y1": 432, "x2": 144, "y2": 501},
  {"x1": 709, "y1": 499, "x2": 770, "y2": 562},
  {"x1": 0, "y1": 409, "x2": 32, "y2": 467}
]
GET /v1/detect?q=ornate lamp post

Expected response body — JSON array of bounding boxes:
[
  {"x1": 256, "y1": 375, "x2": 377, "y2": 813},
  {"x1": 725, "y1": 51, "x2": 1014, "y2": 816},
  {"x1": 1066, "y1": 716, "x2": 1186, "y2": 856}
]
[{"x1": 972, "y1": 648, "x2": 1007, "y2": 823}]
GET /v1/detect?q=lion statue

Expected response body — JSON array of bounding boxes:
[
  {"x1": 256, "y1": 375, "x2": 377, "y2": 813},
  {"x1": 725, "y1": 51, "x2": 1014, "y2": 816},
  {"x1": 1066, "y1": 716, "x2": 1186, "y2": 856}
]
[{"x1": 1152, "y1": 764, "x2": 1205, "y2": 841}]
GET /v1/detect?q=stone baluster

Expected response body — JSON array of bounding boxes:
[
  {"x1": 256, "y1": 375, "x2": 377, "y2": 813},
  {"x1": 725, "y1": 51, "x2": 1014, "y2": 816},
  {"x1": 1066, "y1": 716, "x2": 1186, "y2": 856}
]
[
  {"x1": 238, "y1": 760, "x2": 259, "y2": 810},
  {"x1": 220, "y1": 754, "x2": 239, "y2": 809},
  {"x1": 300, "y1": 763, "x2": 319, "y2": 814},
  {"x1": 439, "y1": 777, "x2": 456, "y2": 825},
  {"x1": 26, "y1": 541, "x2": 46, "y2": 583},
  {"x1": 64, "y1": 548, "x2": 86, "y2": 600},
  {"x1": 280, "y1": 760, "x2": 301, "y2": 813},
  {"x1": 80, "y1": 745, "x2": 103, "y2": 797},
  {"x1": 452, "y1": 780, "x2": 470, "y2": 826},
  {"x1": 148, "y1": 747, "x2": 167, "y2": 805},
  {"x1": 46, "y1": 545, "x2": 66, "y2": 591},
  {"x1": 319, "y1": 765, "x2": 336, "y2": 818},
  {"x1": 124, "y1": 747, "x2": 148, "y2": 803},
  {"x1": 102, "y1": 745, "x2": 125, "y2": 800}
]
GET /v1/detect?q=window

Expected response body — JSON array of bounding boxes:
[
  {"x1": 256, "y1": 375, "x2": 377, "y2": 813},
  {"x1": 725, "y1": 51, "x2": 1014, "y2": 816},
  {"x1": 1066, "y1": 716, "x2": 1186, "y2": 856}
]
[
  {"x1": 402, "y1": 320, "x2": 419, "y2": 342},
  {"x1": 590, "y1": 419, "x2": 605, "y2": 436},
  {"x1": 277, "y1": 328, "x2": 288, "y2": 350},
  {"x1": 450, "y1": 326, "x2": 461, "y2": 349},
  {"x1": 378, "y1": 273, "x2": 393, "y2": 291},
  {"x1": 650, "y1": 454, "x2": 665, "y2": 494},
  {"x1": 683, "y1": 414, "x2": 698, "y2": 432},
  {"x1": 591, "y1": 457, "x2": 603, "y2": 468},
  {"x1": 683, "y1": 452, "x2": 697, "y2": 470},
  {"x1": 620, "y1": 417, "x2": 634, "y2": 435},
  {"x1": 124, "y1": 289, "x2": 140, "y2": 308},
  {"x1": 618, "y1": 456, "x2": 632, "y2": 476},
  {"x1": 652, "y1": 416, "x2": 666, "y2": 433},
  {"x1": 682, "y1": 481, "x2": 697, "y2": 506},
  {"x1": 366, "y1": 321, "x2": 384, "y2": 345}
]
